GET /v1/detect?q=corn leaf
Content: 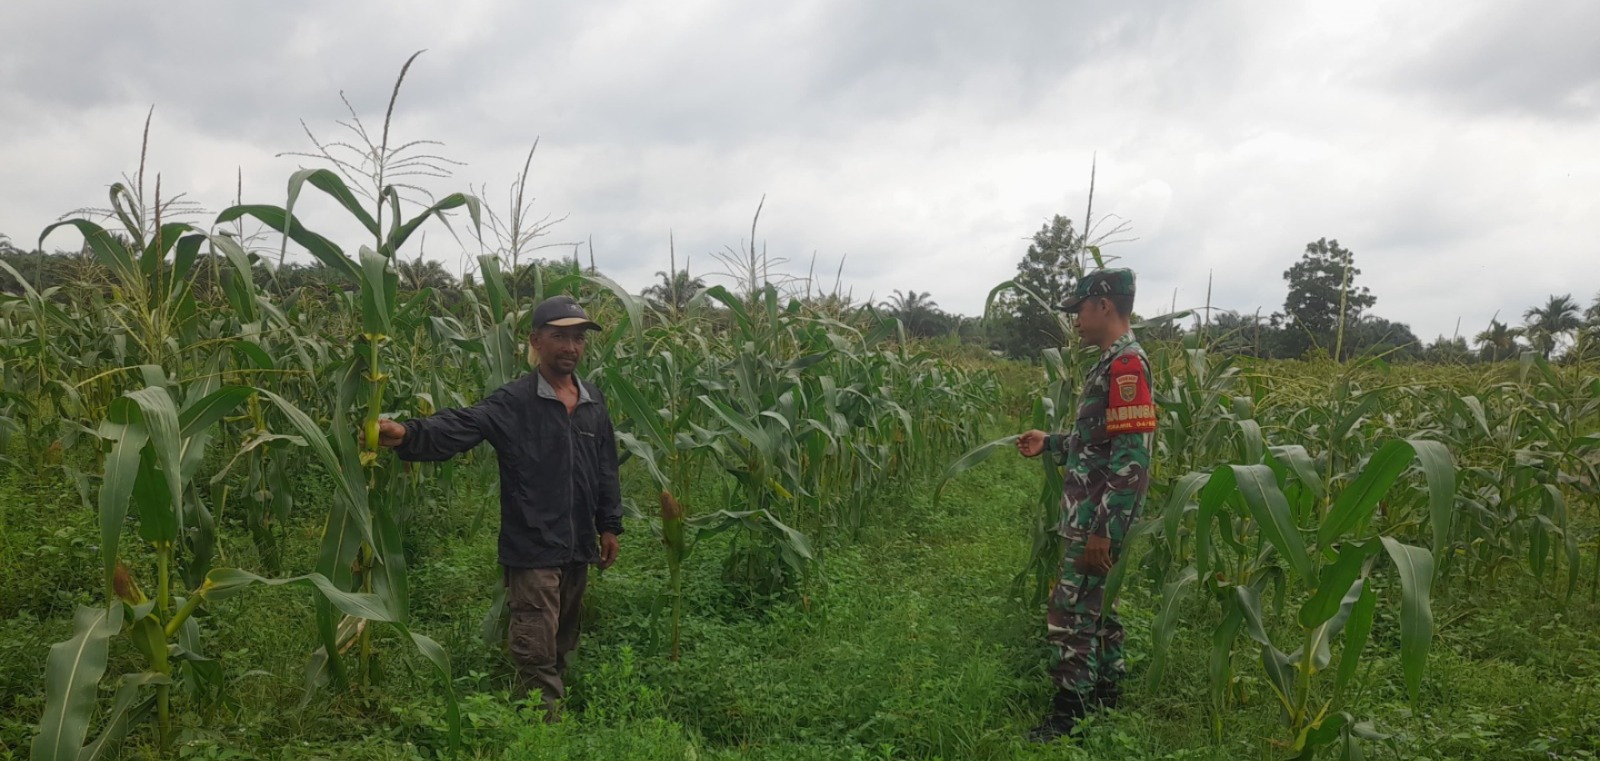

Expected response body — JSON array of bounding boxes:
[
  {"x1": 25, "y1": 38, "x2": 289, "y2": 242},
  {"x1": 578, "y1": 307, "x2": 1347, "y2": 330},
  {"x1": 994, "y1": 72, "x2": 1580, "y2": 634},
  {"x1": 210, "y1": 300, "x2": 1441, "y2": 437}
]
[
  {"x1": 1149, "y1": 565, "x2": 1198, "y2": 684},
  {"x1": 1298, "y1": 540, "x2": 1375, "y2": 629},
  {"x1": 98, "y1": 404, "x2": 149, "y2": 595},
  {"x1": 215, "y1": 204, "x2": 358, "y2": 281},
  {"x1": 1320, "y1": 440, "x2": 1414, "y2": 547},
  {"x1": 1335, "y1": 582, "x2": 1378, "y2": 697},
  {"x1": 178, "y1": 386, "x2": 252, "y2": 440},
  {"x1": 255, "y1": 389, "x2": 373, "y2": 549},
  {"x1": 933, "y1": 434, "x2": 1019, "y2": 502},
  {"x1": 40, "y1": 219, "x2": 138, "y2": 287},
  {"x1": 1405, "y1": 439, "x2": 1456, "y2": 563},
  {"x1": 287, "y1": 168, "x2": 379, "y2": 237},
  {"x1": 384, "y1": 192, "x2": 481, "y2": 257},
  {"x1": 606, "y1": 367, "x2": 669, "y2": 449},
  {"x1": 394, "y1": 624, "x2": 461, "y2": 751},
  {"x1": 1221, "y1": 464, "x2": 1314, "y2": 582},
  {"x1": 32, "y1": 603, "x2": 123, "y2": 761},
  {"x1": 1380, "y1": 537, "x2": 1434, "y2": 703},
  {"x1": 1268, "y1": 444, "x2": 1325, "y2": 500},
  {"x1": 358, "y1": 246, "x2": 394, "y2": 336},
  {"x1": 76, "y1": 671, "x2": 167, "y2": 761},
  {"x1": 204, "y1": 568, "x2": 396, "y2": 621}
]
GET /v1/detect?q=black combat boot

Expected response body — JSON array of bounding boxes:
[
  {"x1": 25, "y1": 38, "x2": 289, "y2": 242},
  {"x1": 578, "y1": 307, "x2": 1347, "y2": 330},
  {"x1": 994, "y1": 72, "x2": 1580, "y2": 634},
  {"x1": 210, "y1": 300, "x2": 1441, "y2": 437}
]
[
  {"x1": 1093, "y1": 681, "x2": 1120, "y2": 711},
  {"x1": 1028, "y1": 689, "x2": 1088, "y2": 742}
]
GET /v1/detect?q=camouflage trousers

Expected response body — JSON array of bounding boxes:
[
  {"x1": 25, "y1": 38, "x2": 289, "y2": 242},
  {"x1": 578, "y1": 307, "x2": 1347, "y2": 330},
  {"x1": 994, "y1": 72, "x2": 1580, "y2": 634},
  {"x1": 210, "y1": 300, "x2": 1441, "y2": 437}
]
[{"x1": 1046, "y1": 522, "x2": 1126, "y2": 698}]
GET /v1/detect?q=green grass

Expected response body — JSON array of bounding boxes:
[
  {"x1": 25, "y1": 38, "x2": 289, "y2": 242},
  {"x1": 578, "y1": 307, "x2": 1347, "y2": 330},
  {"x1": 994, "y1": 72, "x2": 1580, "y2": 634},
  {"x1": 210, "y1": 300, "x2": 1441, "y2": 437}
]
[{"x1": 3, "y1": 447, "x2": 1599, "y2": 760}]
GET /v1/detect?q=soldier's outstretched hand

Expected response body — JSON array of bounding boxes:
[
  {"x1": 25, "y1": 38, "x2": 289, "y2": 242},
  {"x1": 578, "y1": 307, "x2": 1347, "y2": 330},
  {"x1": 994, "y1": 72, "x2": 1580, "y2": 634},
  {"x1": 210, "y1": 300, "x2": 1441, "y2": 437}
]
[{"x1": 1017, "y1": 430, "x2": 1046, "y2": 458}]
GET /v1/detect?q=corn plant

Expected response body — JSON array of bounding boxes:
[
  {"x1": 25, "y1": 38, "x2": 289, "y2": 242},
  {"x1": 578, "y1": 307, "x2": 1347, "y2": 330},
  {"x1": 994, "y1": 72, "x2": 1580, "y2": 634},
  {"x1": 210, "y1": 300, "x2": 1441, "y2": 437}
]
[
  {"x1": 210, "y1": 50, "x2": 483, "y2": 694},
  {"x1": 604, "y1": 345, "x2": 708, "y2": 658},
  {"x1": 0, "y1": 260, "x2": 78, "y2": 469},
  {"x1": 1145, "y1": 434, "x2": 1454, "y2": 758},
  {"x1": 50, "y1": 54, "x2": 475, "y2": 753}
]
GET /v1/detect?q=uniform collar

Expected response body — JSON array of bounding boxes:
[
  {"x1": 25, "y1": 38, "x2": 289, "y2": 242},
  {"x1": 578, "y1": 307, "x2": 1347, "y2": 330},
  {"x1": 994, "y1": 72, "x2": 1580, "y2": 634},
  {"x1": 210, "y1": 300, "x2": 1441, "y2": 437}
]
[
  {"x1": 1099, "y1": 329, "x2": 1137, "y2": 363},
  {"x1": 534, "y1": 367, "x2": 594, "y2": 405}
]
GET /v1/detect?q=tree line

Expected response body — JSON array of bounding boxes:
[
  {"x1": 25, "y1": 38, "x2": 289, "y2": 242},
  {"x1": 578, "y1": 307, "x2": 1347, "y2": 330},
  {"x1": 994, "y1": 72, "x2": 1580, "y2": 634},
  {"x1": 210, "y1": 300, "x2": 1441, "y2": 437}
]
[{"x1": 4, "y1": 227, "x2": 1595, "y2": 364}]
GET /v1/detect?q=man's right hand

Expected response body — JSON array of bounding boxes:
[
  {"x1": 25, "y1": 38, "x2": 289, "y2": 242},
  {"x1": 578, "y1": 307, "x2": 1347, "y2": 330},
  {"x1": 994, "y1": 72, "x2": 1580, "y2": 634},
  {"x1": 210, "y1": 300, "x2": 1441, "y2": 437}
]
[
  {"x1": 369, "y1": 419, "x2": 407, "y2": 448},
  {"x1": 1017, "y1": 429, "x2": 1047, "y2": 458}
]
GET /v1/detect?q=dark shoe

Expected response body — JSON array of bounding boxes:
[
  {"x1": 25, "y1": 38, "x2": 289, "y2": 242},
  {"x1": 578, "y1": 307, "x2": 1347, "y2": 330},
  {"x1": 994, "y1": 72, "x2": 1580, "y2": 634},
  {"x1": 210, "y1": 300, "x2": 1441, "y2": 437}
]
[
  {"x1": 1093, "y1": 681, "x2": 1121, "y2": 711},
  {"x1": 1028, "y1": 690, "x2": 1088, "y2": 743}
]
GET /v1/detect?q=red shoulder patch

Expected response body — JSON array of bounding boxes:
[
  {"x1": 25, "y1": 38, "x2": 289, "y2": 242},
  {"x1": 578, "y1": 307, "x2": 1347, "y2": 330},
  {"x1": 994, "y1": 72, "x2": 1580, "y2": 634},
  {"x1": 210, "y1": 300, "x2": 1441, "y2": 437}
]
[{"x1": 1106, "y1": 355, "x2": 1156, "y2": 434}]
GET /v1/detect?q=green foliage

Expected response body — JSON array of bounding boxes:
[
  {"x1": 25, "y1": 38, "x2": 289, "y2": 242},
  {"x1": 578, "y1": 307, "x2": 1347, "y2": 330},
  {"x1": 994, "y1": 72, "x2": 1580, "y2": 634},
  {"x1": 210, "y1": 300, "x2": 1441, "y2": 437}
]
[
  {"x1": 1523, "y1": 293, "x2": 1584, "y2": 360},
  {"x1": 1280, "y1": 238, "x2": 1375, "y2": 358},
  {"x1": 641, "y1": 267, "x2": 707, "y2": 316},
  {"x1": 990, "y1": 215, "x2": 1083, "y2": 358},
  {"x1": 1423, "y1": 335, "x2": 1472, "y2": 364},
  {"x1": 5, "y1": 58, "x2": 1600, "y2": 761},
  {"x1": 1474, "y1": 319, "x2": 1525, "y2": 362},
  {"x1": 878, "y1": 290, "x2": 952, "y2": 339}
]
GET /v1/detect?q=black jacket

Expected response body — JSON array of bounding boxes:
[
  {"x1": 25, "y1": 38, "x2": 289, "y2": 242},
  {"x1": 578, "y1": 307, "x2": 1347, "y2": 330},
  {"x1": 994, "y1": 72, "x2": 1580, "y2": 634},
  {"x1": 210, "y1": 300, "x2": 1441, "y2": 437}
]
[{"x1": 394, "y1": 371, "x2": 623, "y2": 568}]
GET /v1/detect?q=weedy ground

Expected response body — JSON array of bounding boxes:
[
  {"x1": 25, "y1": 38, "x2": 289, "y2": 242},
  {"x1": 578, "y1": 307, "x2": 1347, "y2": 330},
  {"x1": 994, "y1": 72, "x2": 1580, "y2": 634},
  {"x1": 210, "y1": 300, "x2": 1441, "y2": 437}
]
[{"x1": 2, "y1": 428, "x2": 1598, "y2": 761}]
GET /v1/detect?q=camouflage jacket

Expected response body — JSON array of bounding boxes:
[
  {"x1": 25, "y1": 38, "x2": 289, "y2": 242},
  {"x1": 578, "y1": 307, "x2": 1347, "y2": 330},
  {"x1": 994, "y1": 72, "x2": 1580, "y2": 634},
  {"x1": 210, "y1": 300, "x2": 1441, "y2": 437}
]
[{"x1": 1046, "y1": 331, "x2": 1156, "y2": 539}]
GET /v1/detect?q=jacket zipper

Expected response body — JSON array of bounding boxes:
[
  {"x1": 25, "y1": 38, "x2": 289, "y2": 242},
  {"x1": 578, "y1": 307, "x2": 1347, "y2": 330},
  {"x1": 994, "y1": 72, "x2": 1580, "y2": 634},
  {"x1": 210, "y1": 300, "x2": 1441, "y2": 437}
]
[
  {"x1": 541, "y1": 372, "x2": 590, "y2": 566},
  {"x1": 566, "y1": 406, "x2": 577, "y2": 565}
]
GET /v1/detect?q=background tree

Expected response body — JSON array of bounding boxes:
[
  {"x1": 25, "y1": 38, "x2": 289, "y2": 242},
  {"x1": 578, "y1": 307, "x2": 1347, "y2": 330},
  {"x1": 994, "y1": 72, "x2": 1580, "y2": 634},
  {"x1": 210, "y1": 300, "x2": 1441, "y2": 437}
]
[
  {"x1": 272, "y1": 260, "x2": 344, "y2": 297},
  {"x1": 1424, "y1": 335, "x2": 1472, "y2": 364},
  {"x1": 0, "y1": 234, "x2": 28, "y2": 294},
  {"x1": 1280, "y1": 238, "x2": 1375, "y2": 359},
  {"x1": 992, "y1": 215, "x2": 1082, "y2": 358},
  {"x1": 950, "y1": 314, "x2": 990, "y2": 347},
  {"x1": 1572, "y1": 291, "x2": 1600, "y2": 362},
  {"x1": 1133, "y1": 311, "x2": 1184, "y2": 343},
  {"x1": 2, "y1": 245, "x2": 115, "y2": 294},
  {"x1": 799, "y1": 291, "x2": 859, "y2": 321},
  {"x1": 880, "y1": 289, "x2": 949, "y2": 339},
  {"x1": 396, "y1": 256, "x2": 457, "y2": 291},
  {"x1": 1522, "y1": 294, "x2": 1582, "y2": 359},
  {"x1": 1195, "y1": 311, "x2": 1276, "y2": 357},
  {"x1": 1474, "y1": 319, "x2": 1524, "y2": 362},
  {"x1": 1342, "y1": 315, "x2": 1422, "y2": 361},
  {"x1": 644, "y1": 268, "x2": 707, "y2": 315}
]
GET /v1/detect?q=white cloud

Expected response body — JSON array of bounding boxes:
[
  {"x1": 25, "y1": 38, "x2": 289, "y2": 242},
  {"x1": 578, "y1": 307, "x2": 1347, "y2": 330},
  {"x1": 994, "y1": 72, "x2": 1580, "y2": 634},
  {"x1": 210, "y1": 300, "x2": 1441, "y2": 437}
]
[{"x1": 2, "y1": 0, "x2": 1597, "y2": 343}]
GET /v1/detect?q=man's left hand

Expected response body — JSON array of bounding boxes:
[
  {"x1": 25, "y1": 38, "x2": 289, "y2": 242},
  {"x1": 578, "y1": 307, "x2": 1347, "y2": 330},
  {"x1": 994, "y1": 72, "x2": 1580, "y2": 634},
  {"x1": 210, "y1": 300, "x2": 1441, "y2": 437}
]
[
  {"x1": 1074, "y1": 534, "x2": 1113, "y2": 576},
  {"x1": 599, "y1": 532, "x2": 620, "y2": 569}
]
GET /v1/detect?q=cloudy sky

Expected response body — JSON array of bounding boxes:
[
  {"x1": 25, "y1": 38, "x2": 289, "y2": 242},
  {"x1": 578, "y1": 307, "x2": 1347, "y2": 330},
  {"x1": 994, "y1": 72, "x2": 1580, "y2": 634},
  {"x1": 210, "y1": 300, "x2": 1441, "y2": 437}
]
[{"x1": 2, "y1": 0, "x2": 1597, "y2": 341}]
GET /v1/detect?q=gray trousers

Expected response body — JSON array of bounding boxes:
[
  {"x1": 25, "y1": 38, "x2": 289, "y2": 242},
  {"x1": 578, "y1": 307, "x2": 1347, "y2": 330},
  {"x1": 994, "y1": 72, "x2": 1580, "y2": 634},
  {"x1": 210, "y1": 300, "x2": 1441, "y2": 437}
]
[{"x1": 505, "y1": 563, "x2": 588, "y2": 719}]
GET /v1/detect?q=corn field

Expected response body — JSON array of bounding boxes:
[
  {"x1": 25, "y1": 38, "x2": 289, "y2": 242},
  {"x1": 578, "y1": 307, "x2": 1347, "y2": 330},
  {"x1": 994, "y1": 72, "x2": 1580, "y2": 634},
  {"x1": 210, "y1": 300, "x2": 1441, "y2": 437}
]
[
  {"x1": 942, "y1": 331, "x2": 1600, "y2": 758},
  {"x1": 0, "y1": 142, "x2": 1011, "y2": 757},
  {"x1": 3, "y1": 79, "x2": 1599, "y2": 761}
]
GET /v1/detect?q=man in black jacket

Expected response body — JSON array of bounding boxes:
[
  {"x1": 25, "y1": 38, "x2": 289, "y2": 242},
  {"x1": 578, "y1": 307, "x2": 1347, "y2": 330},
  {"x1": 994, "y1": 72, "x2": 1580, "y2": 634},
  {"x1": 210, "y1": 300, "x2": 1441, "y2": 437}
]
[{"x1": 373, "y1": 295, "x2": 623, "y2": 720}]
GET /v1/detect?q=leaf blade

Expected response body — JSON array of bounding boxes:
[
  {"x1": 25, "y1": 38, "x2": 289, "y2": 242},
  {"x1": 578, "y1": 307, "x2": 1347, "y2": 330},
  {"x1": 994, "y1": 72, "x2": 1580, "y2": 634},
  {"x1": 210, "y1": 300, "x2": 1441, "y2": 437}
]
[{"x1": 32, "y1": 604, "x2": 124, "y2": 761}]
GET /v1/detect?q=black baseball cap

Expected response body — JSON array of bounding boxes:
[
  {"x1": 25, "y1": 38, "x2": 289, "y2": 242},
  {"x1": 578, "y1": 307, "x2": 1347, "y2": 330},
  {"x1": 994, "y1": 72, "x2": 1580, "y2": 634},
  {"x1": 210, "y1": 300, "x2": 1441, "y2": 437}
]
[{"x1": 531, "y1": 295, "x2": 602, "y2": 331}]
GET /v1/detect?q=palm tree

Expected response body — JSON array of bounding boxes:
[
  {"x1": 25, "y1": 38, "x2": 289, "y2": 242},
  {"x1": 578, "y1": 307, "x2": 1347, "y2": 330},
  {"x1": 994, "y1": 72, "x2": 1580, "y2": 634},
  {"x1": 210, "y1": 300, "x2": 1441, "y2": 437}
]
[
  {"x1": 1473, "y1": 320, "x2": 1523, "y2": 362},
  {"x1": 1523, "y1": 294, "x2": 1583, "y2": 359},
  {"x1": 643, "y1": 269, "x2": 707, "y2": 315},
  {"x1": 396, "y1": 257, "x2": 457, "y2": 291},
  {"x1": 880, "y1": 289, "x2": 949, "y2": 338},
  {"x1": 1585, "y1": 290, "x2": 1600, "y2": 326}
]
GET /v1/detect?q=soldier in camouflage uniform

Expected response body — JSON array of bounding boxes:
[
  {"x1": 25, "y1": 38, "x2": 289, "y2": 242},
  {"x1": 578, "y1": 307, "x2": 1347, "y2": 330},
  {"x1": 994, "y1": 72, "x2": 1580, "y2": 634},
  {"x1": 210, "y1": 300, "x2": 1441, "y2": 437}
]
[{"x1": 1017, "y1": 268, "x2": 1155, "y2": 742}]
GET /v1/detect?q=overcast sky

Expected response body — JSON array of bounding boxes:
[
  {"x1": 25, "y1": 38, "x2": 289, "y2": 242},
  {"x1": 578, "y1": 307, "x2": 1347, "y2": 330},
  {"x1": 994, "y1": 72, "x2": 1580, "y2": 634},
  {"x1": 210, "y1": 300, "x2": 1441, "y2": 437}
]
[{"x1": 2, "y1": 0, "x2": 1597, "y2": 341}]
